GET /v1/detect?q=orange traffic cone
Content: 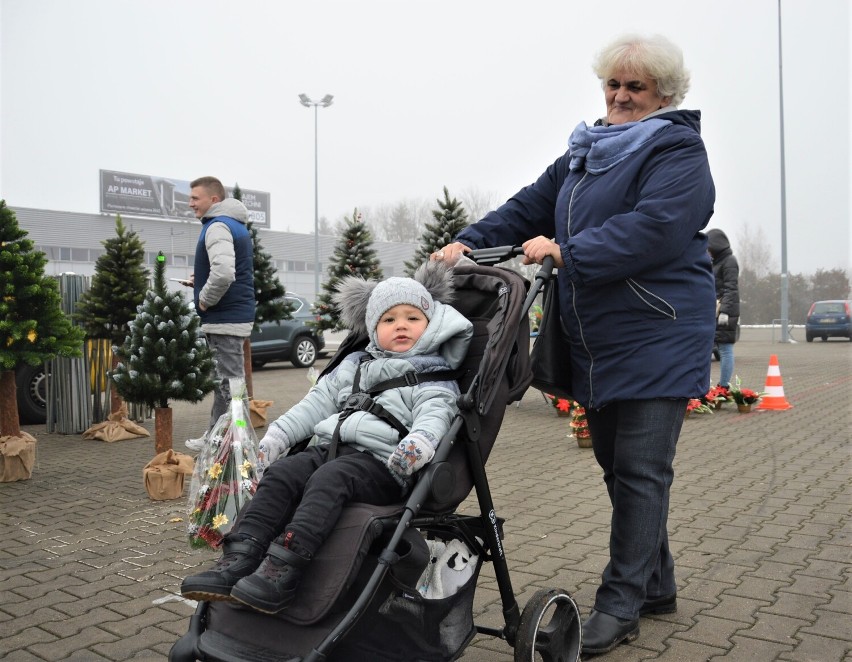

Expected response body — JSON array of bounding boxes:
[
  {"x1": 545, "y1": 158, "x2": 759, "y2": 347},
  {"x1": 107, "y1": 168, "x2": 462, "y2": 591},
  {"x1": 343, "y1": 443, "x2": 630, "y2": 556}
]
[{"x1": 756, "y1": 354, "x2": 792, "y2": 410}]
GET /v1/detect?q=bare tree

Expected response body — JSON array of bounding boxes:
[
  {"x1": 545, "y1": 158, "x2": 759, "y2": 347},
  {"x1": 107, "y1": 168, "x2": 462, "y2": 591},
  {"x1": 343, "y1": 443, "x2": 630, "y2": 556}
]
[
  {"x1": 735, "y1": 225, "x2": 775, "y2": 280},
  {"x1": 458, "y1": 186, "x2": 502, "y2": 223}
]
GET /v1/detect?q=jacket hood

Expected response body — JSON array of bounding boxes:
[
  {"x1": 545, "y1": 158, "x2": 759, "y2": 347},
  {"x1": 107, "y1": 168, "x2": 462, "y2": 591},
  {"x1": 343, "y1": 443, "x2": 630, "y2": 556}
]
[
  {"x1": 656, "y1": 108, "x2": 703, "y2": 134},
  {"x1": 204, "y1": 198, "x2": 249, "y2": 224},
  {"x1": 706, "y1": 228, "x2": 731, "y2": 259}
]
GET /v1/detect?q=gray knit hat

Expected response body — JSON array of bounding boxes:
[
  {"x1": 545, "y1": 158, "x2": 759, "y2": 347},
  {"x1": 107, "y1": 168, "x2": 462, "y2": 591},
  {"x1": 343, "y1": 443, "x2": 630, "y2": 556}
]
[{"x1": 365, "y1": 277, "x2": 434, "y2": 334}]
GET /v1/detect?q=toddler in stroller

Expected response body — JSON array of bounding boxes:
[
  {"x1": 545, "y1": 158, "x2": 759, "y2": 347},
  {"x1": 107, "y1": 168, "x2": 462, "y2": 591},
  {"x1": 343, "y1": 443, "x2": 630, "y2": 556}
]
[
  {"x1": 171, "y1": 249, "x2": 583, "y2": 662},
  {"x1": 181, "y1": 261, "x2": 472, "y2": 613}
]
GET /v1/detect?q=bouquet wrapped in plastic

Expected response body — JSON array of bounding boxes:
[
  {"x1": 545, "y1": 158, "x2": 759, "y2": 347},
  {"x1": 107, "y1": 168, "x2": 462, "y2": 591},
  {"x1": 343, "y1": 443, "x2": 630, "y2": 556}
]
[{"x1": 187, "y1": 378, "x2": 260, "y2": 549}]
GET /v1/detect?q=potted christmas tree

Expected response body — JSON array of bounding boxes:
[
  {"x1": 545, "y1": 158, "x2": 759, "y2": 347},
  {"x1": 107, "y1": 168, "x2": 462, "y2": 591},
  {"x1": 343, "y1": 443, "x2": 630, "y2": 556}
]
[
  {"x1": 74, "y1": 215, "x2": 149, "y2": 420},
  {"x1": 111, "y1": 252, "x2": 216, "y2": 453},
  {"x1": 0, "y1": 200, "x2": 85, "y2": 480}
]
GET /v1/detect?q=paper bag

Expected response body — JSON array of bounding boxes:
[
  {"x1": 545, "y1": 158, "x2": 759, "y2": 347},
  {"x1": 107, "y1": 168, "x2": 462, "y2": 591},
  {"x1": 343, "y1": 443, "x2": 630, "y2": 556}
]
[
  {"x1": 249, "y1": 398, "x2": 273, "y2": 428},
  {"x1": 0, "y1": 432, "x2": 37, "y2": 482},
  {"x1": 143, "y1": 449, "x2": 195, "y2": 500}
]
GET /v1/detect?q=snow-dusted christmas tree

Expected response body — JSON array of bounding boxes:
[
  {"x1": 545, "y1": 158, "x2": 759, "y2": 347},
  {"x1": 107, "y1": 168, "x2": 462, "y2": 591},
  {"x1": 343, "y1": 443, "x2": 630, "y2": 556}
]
[
  {"x1": 312, "y1": 209, "x2": 383, "y2": 333},
  {"x1": 405, "y1": 187, "x2": 469, "y2": 275},
  {"x1": 111, "y1": 251, "x2": 215, "y2": 452},
  {"x1": 0, "y1": 200, "x2": 85, "y2": 440}
]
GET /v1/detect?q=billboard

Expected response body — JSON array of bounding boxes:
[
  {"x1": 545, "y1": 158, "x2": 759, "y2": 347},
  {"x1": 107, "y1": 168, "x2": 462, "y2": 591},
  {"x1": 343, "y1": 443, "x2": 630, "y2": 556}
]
[{"x1": 99, "y1": 169, "x2": 270, "y2": 227}]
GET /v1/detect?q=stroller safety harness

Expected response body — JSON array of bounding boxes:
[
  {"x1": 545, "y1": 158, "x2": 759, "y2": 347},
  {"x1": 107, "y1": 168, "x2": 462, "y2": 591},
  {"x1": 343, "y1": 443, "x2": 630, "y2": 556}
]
[{"x1": 328, "y1": 356, "x2": 465, "y2": 460}]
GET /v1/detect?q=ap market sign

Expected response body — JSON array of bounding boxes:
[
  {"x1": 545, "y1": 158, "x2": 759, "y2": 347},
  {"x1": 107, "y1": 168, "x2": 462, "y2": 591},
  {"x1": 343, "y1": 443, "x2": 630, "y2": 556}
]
[{"x1": 99, "y1": 169, "x2": 270, "y2": 227}]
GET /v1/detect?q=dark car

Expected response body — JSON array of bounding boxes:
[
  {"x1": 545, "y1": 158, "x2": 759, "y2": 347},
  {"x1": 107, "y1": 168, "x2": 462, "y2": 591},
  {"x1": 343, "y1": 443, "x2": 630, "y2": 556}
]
[
  {"x1": 805, "y1": 300, "x2": 852, "y2": 342},
  {"x1": 249, "y1": 293, "x2": 325, "y2": 368},
  {"x1": 16, "y1": 363, "x2": 47, "y2": 424}
]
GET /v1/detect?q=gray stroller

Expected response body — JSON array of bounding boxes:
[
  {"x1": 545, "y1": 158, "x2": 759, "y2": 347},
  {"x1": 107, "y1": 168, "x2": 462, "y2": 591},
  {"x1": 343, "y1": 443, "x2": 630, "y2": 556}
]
[{"x1": 170, "y1": 248, "x2": 582, "y2": 661}]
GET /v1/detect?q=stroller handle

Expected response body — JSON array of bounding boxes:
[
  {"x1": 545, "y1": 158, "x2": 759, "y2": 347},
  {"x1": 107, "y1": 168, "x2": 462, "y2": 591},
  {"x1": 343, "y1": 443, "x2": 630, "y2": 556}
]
[{"x1": 467, "y1": 245, "x2": 557, "y2": 304}]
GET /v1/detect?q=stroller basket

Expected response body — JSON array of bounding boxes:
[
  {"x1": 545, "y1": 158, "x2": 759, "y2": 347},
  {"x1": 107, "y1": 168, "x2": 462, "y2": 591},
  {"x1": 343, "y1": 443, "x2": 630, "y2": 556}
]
[{"x1": 170, "y1": 249, "x2": 582, "y2": 662}]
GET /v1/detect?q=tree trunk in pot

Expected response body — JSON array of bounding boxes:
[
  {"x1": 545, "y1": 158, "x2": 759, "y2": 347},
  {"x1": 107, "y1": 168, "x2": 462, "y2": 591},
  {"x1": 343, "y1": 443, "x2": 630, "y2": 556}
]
[
  {"x1": 154, "y1": 407, "x2": 173, "y2": 454},
  {"x1": 0, "y1": 370, "x2": 21, "y2": 438},
  {"x1": 110, "y1": 353, "x2": 124, "y2": 415}
]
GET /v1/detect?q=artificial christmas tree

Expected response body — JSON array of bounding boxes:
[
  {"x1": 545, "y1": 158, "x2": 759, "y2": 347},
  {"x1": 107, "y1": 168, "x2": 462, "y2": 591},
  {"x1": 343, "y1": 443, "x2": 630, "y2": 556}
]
[
  {"x1": 312, "y1": 209, "x2": 383, "y2": 333},
  {"x1": 1, "y1": 200, "x2": 85, "y2": 477},
  {"x1": 233, "y1": 183, "x2": 292, "y2": 400},
  {"x1": 111, "y1": 251, "x2": 216, "y2": 453},
  {"x1": 74, "y1": 215, "x2": 148, "y2": 419},
  {"x1": 405, "y1": 187, "x2": 469, "y2": 275}
]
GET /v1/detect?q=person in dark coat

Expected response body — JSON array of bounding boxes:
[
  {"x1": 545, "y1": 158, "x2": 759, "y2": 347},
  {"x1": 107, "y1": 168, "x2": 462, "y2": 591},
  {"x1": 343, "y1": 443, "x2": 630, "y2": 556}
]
[
  {"x1": 433, "y1": 34, "x2": 715, "y2": 655},
  {"x1": 707, "y1": 228, "x2": 740, "y2": 387}
]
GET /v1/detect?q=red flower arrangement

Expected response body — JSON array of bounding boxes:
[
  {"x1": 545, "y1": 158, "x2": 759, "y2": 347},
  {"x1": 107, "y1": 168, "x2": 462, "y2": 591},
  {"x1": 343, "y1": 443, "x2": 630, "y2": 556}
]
[
  {"x1": 544, "y1": 393, "x2": 571, "y2": 413},
  {"x1": 706, "y1": 385, "x2": 730, "y2": 405},
  {"x1": 729, "y1": 376, "x2": 764, "y2": 405},
  {"x1": 686, "y1": 398, "x2": 713, "y2": 415}
]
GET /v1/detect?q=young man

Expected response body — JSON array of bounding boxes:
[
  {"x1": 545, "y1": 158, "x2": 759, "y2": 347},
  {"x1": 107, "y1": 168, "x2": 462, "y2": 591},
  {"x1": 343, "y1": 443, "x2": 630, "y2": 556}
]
[{"x1": 184, "y1": 176, "x2": 255, "y2": 451}]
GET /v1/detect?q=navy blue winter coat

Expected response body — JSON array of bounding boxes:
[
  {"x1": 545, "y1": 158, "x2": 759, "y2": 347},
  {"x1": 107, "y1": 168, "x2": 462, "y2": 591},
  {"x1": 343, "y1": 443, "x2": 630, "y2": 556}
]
[{"x1": 455, "y1": 110, "x2": 716, "y2": 408}]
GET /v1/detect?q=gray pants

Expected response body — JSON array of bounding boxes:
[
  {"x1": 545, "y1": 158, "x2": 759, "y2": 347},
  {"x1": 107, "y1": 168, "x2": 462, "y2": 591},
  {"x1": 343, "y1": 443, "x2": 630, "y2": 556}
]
[{"x1": 205, "y1": 334, "x2": 247, "y2": 432}]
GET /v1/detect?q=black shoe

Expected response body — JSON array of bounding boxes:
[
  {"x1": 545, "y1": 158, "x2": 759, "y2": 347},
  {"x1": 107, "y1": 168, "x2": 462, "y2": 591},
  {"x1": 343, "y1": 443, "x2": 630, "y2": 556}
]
[
  {"x1": 640, "y1": 593, "x2": 677, "y2": 616},
  {"x1": 581, "y1": 610, "x2": 639, "y2": 655},
  {"x1": 181, "y1": 536, "x2": 265, "y2": 602},
  {"x1": 230, "y1": 542, "x2": 310, "y2": 614}
]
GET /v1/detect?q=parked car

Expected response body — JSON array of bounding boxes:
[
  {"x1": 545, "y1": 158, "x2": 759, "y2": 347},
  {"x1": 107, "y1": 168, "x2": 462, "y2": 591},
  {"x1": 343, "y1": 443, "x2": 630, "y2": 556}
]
[
  {"x1": 249, "y1": 293, "x2": 325, "y2": 368},
  {"x1": 15, "y1": 363, "x2": 47, "y2": 424},
  {"x1": 805, "y1": 300, "x2": 852, "y2": 342}
]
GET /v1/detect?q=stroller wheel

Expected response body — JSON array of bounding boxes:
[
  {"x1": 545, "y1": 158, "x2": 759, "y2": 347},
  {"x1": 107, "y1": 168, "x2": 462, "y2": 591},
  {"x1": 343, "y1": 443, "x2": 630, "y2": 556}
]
[{"x1": 514, "y1": 588, "x2": 582, "y2": 662}]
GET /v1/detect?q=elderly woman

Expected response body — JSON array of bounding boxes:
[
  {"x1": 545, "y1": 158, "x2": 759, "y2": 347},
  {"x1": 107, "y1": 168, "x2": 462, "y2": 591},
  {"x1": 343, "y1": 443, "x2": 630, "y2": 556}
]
[{"x1": 435, "y1": 34, "x2": 715, "y2": 655}]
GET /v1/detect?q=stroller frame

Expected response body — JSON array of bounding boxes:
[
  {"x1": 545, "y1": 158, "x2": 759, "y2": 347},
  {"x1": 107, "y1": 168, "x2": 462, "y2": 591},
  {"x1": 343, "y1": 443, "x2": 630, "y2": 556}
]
[{"x1": 170, "y1": 247, "x2": 582, "y2": 662}]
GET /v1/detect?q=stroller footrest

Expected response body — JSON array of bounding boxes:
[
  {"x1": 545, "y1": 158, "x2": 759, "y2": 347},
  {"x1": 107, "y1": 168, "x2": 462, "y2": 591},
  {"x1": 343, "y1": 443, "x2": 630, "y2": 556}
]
[{"x1": 198, "y1": 629, "x2": 301, "y2": 662}]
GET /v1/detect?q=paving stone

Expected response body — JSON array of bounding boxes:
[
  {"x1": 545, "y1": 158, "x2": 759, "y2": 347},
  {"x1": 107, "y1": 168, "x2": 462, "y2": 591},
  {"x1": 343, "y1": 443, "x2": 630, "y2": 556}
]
[
  {"x1": 781, "y1": 632, "x2": 852, "y2": 661},
  {"x1": 3, "y1": 336, "x2": 850, "y2": 662}
]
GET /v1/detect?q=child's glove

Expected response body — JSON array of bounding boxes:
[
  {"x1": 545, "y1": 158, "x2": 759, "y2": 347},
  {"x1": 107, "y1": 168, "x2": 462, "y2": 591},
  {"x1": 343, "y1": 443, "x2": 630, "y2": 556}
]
[
  {"x1": 258, "y1": 426, "x2": 290, "y2": 474},
  {"x1": 387, "y1": 432, "x2": 437, "y2": 478}
]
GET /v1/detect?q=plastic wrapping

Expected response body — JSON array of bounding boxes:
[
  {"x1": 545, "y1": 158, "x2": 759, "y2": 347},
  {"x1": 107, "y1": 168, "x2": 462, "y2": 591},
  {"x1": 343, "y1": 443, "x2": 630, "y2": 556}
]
[{"x1": 187, "y1": 378, "x2": 260, "y2": 549}]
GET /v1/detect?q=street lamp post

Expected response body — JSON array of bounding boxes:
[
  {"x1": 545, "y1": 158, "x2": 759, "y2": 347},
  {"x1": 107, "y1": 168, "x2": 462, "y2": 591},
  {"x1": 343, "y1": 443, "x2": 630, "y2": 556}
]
[{"x1": 298, "y1": 93, "x2": 334, "y2": 302}]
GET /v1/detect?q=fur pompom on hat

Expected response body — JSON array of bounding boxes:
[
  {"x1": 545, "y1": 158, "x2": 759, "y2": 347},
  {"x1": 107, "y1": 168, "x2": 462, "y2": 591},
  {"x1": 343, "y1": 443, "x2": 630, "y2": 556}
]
[{"x1": 333, "y1": 261, "x2": 456, "y2": 337}]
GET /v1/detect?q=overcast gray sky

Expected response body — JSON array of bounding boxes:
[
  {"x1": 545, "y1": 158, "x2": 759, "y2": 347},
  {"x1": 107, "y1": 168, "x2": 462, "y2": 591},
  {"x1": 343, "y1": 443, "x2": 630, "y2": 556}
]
[{"x1": 1, "y1": 0, "x2": 849, "y2": 274}]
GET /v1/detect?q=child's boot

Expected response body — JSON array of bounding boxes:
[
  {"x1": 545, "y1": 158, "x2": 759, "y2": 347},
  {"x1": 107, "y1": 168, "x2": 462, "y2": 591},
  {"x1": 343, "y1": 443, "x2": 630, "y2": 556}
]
[
  {"x1": 230, "y1": 537, "x2": 311, "y2": 614},
  {"x1": 181, "y1": 535, "x2": 266, "y2": 602}
]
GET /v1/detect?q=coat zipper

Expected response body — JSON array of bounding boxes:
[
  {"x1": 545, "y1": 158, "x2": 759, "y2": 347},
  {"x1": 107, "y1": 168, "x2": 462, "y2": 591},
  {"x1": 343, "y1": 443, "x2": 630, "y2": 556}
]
[{"x1": 566, "y1": 173, "x2": 596, "y2": 407}]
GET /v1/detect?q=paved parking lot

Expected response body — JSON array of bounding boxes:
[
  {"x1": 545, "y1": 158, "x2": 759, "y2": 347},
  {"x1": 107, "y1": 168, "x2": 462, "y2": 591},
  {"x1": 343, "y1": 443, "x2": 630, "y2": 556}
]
[{"x1": 1, "y1": 328, "x2": 850, "y2": 661}]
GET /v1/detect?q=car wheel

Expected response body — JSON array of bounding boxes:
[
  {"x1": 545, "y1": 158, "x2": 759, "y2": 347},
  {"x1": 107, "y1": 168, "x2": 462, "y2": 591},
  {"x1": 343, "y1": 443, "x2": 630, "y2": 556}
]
[
  {"x1": 806, "y1": 333, "x2": 813, "y2": 342},
  {"x1": 251, "y1": 360, "x2": 267, "y2": 370},
  {"x1": 15, "y1": 364, "x2": 47, "y2": 424},
  {"x1": 822, "y1": 335, "x2": 828, "y2": 341},
  {"x1": 290, "y1": 336, "x2": 318, "y2": 368}
]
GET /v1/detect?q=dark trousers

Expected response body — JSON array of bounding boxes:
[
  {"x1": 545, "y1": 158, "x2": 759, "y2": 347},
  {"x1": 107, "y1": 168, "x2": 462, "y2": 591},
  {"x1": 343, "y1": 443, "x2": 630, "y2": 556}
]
[
  {"x1": 585, "y1": 398, "x2": 686, "y2": 620},
  {"x1": 236, "y1": 445, "x2": 402, "y2": 557}
]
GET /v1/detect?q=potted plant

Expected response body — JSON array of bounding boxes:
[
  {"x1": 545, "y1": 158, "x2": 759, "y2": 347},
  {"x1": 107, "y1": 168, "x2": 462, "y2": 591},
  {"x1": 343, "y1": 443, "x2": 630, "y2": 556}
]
[
  {"x1": 706, "y1": 385, "x2": 730, "y2": 410},
  {"x1": 544, "y1": 393, "x2": 571, "y2": 416},
  {"x1": 686, "y1": 398, "x2": 713, "y2": 417},
  {"x1": 728, "y1": 376, "x2": 764, "y2": 413}
]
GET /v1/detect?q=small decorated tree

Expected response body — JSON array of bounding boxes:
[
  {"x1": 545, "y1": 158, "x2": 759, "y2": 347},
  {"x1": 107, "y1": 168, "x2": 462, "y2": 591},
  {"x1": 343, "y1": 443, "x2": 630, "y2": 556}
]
[
  {"x1": 312, "y1": 209, "x2": 383, "y2": 333},
  {"x1": 74, "y1": 215, "x2": 149, "y2": 418},
  {"x1": 0, "y1": 200, "x2": 85, "y2": 440},
  {"x1": 569, "y1": 401, "x2": 592, "y2": 447},
  {"x1": 111, "y1": 251, "x2": 216, "y2": 453},
  {"x1": 405, "y1": 187, "x2": 469, "y2": 275}
]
